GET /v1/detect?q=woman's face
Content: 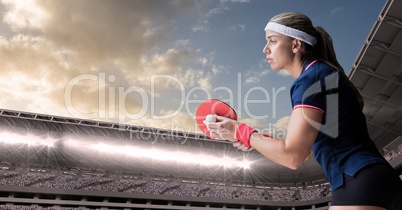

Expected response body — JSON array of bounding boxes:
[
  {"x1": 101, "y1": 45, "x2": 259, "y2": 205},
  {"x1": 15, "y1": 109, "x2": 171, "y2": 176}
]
[{"x1": 263, "y1": 30, "x2": 295, "y2": 71}]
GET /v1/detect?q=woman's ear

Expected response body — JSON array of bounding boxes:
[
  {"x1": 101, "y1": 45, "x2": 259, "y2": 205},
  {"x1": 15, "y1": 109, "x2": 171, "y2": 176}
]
[{"x1": 292, "y1": 39, "x2": 302, "y2": 53}]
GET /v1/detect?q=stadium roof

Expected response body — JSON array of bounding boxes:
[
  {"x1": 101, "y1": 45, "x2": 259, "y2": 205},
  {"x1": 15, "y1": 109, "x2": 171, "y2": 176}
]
[
  {"x1": 348, "y1": 0, "x2": 402, "y2": 154},
  {"x1": 0, "y1": 0, "x2": 400, "y2": 187}
]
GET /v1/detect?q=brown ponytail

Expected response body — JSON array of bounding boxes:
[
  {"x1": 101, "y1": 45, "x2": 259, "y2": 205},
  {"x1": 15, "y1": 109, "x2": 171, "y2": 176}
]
[{"x1": 313, "y1": 26, "x2": 364, "y2": 110}]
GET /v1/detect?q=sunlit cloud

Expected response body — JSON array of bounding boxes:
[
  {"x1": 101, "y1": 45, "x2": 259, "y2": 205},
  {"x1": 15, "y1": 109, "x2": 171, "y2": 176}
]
[
  {"x1": 0, "y1": 0, "x2": 219, "y2": 133},
  {"x1": 2, "y1": 0, "x2": 50, "y2": 30}
]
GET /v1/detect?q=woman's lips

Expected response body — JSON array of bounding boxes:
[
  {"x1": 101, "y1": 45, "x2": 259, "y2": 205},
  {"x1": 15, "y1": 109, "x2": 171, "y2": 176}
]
[{"x1": 267, "y1": 58, "x2": 272, "y2": 63}]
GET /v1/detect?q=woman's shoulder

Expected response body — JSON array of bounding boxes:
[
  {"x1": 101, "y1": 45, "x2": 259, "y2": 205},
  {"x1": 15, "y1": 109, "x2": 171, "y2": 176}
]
[
  {"x1": 291, "y1": 60, "x2": 338, "y2": 92},
  {"x1": 299, "y1": 60, "x2": 337, "y2": 81}
]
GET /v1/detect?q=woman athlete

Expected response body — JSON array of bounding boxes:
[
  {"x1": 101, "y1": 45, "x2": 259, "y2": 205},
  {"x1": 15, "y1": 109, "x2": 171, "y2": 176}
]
[{"x1": 205, "y1": 12, "x2": 402, "y2": 210}]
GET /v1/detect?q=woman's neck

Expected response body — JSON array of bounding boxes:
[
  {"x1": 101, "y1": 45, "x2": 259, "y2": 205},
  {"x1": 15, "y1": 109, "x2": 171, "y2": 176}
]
[{"x1": 285, "y1": 58, "x2": 304, "y2": 79}]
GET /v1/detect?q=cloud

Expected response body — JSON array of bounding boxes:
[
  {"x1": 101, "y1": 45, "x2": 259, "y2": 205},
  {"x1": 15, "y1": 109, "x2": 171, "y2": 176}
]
[
  {"x1": 330, "y1": 7, "x2": 344, "y2": 16},
  {"x1": 240, "y1": 115, "x2": 290, "y2": 139},
  {"x1": 0, "y1": 0, "x2": 219, "y2": 133},
  {"x1": 220, "y1": 0, "x2": 250, "y2": 3},
  {"x1": 2, "y1": 0, "x2": 49, "y2": 30},
  {"x1": 175, "y1": 39, "x2": 191, "y2": 48},
  {"x1": 236, "y1": 115, "x2": 290, "y2": 139},
  {"x1": 229, "y1": 24, "x2": 245, "y2": 31},
  {"x1": 244, "y1": 69, "x2": 270, "y2": 84},
  {"x1": 274, "y1": 116, "x2": 290, "y2": 130},
  {"x1": 193, "y1": 0, "x2": 249, "y2": 33},
  {"x1": 128, "y1": 111, "x2": 196, "y2": 133},
  {"x1": 270, "y1": 116, "x2": 290, "y2": 140},
  {"x1": 192, "y1": 20, "x2": 210, "y2": 32},
  {"x1": 206, "y1": 4, "x2": 230, "y2": 18},
  {"x1": 199, "y1": 57, "x2": 208, "y2": 66},
  {"x1": 211, "y1": 65, "x2": 222, "y2": 75},
  {"x1": 239, "y1": 118, "x2": 269, "y2": 130},
  {"x1": 230, "y1": 0, "x2": 250, "y2": 2},
  {"x1": 277, "y1": 70, "x2": 291, "y2": 77},
  {"x1": 0, "y1": 34, "x2": 82, "y2": 115},
  {"x1": 244, "y1": 76, "x2": 259, "y2": 84}
]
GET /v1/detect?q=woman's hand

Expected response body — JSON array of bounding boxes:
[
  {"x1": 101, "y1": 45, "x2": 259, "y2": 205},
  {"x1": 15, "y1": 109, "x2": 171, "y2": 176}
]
[
  {"x1": 232, "y1": 141, "x2": 254, "y2": 152},
  {"x1": 204, "y1": 116, "x2": 254, "y2": 151},
  {"x1": 203, "y1": 115, "x2": 240, "y2": 142}
]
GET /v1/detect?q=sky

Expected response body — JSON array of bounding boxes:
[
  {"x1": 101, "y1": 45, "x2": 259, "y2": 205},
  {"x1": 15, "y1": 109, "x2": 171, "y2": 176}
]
[{"x1": 0, "y1": 0, "x2": 386, "y2": 135}]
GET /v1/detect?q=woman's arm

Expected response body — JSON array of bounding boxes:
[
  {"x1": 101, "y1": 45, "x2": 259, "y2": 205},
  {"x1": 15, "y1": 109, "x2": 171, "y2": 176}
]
[
  {"x1": 250, "y1": 108, "x2": 323, "y2": 170},
  {"x1": 206, "y1": 108, "x2": 323, "y2": 170}
]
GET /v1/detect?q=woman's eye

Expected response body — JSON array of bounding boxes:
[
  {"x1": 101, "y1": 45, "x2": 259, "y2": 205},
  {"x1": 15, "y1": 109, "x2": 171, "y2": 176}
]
[{"x1": 268, "y1": 39, "x2": 276, "y2": 45}]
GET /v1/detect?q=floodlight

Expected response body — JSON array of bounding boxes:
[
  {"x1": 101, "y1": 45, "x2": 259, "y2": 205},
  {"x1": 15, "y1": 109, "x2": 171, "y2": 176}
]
[{"x1": 89, "y1": 143, "x2": 252, "y2": 169}]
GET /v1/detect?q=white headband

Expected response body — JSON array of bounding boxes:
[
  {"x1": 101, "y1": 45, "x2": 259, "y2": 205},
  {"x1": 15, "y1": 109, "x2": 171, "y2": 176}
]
[{"x1": 264, "y1": 22, "x2": 316, "y2": 46}]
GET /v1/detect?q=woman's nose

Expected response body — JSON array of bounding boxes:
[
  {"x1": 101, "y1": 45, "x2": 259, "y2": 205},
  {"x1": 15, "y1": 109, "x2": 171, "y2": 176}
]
[{"x1": 263, "y1": 43, "x2": 270, "y2": 54}]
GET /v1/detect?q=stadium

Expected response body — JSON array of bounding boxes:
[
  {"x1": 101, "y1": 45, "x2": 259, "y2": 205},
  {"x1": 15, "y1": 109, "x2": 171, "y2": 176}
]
[{"x1": 0, "y1": 0, "x2": 401, "y2": 210}]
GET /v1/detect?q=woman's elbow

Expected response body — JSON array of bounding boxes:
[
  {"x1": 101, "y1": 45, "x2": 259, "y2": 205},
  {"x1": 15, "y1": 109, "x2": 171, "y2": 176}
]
[
  {"x1": 285, "y1": 162, "x2": 302, "y2": 170},
  {"x1": 283, "y1": 156, "x2": 307, "y2": 170}
]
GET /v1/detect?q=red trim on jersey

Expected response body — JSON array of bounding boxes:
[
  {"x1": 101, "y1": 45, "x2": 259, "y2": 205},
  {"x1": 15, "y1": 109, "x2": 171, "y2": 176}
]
[
  {"x1": 293, "y1": 104, "x2": 324, "y2": 113},
  {"x1": 305, "y1": 60, "x2": 318, "y2": 70}
]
